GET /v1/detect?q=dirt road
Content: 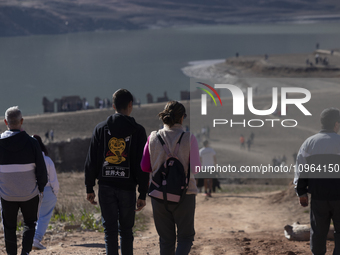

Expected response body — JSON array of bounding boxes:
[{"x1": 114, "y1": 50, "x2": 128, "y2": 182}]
[{"x1": 6, "y1": 187, "x2": 335, "y2": 255}]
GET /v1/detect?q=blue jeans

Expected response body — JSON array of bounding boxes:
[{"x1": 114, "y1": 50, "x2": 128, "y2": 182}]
[
  {"x1": 99, "y1": 185, "x2": 136, "y2": 255},
  {"x1": 34, "y1": 186, "x2": 57, "y2": 242}
]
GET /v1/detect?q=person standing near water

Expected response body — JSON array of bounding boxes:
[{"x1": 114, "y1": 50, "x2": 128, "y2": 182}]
[
  {"x1": 141, "y1": 101, "x2": 200, "y2": 255},
  {"x1": 85, "y1": 89, "x2": 149, "y2": 255},
  {"x1": 294, "y1": 108, "x2": 340, "y2": 255},
  {"x1": 0, "y1": 106, "x2": 47, "y2": 255},
  {"x1": 199, "y1": 140, "x2": 216, "y2": 197},
  {"x1": 32, "y1": 135, "x2": 59, "y2": 250}
]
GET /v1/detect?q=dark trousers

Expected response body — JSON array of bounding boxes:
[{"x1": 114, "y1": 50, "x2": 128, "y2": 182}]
[
  {"x1": 1, "y1": 195, "x2": 39, "y2": 255},
  {"x1": 310, "y1": 199, "x2": 340, "y2": 255},
  {"x1": 98, "y1": 185, "x2": 136, "y2": 255},
  {"x1": 151, "y1": 194, "x2": 196, "y2": 255}
]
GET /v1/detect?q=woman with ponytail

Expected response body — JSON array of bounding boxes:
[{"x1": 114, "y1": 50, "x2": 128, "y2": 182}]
[{"x1": 141, "y1": 101, "x2": 201, "y2": 255}]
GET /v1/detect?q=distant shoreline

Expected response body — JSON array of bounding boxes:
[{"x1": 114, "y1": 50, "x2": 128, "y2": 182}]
[
  {"x1": 182, "y1": 49, "x2": 340, "y2": 83},
  {"x1": 1, "y1": 18, "x2": 340, "y2": 38}
]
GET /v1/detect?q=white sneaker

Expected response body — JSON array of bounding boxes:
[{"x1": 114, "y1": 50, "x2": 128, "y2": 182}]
[{"x1": 32, "y1": 239, "x2": 46, "y2": 250}]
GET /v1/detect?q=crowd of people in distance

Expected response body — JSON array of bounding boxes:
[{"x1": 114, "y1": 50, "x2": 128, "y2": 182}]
[{"x1": 240, "y1": 132, "x2": 255, "y2": 151}]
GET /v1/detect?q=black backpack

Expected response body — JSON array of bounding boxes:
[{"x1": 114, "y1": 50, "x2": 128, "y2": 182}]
[{"x1": 148, "y1": 131, "x2": 190, "y2": 210}]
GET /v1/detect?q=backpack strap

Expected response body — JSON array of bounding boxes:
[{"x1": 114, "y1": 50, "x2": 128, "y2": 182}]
[
  {"x1": 156, "y1": 132, "x2": 172, "y2": 158},
  {"x1": 165, "y1": 161, "x2": 191, "y2": 213},
  {"x1": 175, "y1": 162, "x2": 190, "y2": 207},
  {"x1": 156, "y1": 131, "x2": 185, "y2": 158},
  {"x1": 173, "y1": 132, "x2": 190, "y2": 210},
  {"x1": 173, "y1": 132, "x2": 185, "y2": 157}
]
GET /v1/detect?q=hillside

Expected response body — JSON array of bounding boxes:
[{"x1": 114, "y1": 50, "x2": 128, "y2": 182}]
[{"x1": 1, "y1": 0, "x2": 340, "y2": 36}]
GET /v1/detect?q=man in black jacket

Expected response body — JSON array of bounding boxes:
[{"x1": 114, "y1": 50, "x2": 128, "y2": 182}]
[
  {"x1": 294, "y1": 107, "x2": 340, "y2": 255},
  {"x1": 85, "y1": 89, "x2": 149, "y2": 255},
  {"x1": 0, "y1": 106, "x2": 47, "y2": 255}
]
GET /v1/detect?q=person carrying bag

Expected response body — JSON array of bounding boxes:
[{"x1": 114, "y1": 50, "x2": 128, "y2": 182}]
[{"x1": 141, "y1": 101, "x2": 201, "y2": 255}]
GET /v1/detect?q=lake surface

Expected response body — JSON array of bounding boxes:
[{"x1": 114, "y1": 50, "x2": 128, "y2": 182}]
[{"x1": 0, "y1": 23, "x2": 340, "y2": 115}]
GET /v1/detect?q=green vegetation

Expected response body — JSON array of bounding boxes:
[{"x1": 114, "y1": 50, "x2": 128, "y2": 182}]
[
  {"x1": 46, "y1": 206, "x2": 147, "y2": 234},
  {"x1": 133, "y1": 212, "x2": 149, "y2": 234},
  {"x1": 49, "y1": 207, "x2": 102, "y2": 231},
  {"x1": 16, "y1": 221, "x2": 23, "y2": 231},
  {"x1": 79, "y1": 209, "x2": 103, "y2": 232},
  {"x1": 51, "y1": 212, "x2": 75, "y2": 223}
]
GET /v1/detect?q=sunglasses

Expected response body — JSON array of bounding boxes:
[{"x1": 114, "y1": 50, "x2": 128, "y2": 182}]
[{"x1": 184, "y1": 113, "x2": 187, "y2": 119}]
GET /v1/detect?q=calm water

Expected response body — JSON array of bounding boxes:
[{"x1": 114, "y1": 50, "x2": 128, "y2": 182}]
[{"x1": 0, "y1": 23, "x2": 340, "y2": 115}]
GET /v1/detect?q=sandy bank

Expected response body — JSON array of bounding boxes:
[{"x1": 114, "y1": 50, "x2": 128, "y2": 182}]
[{"x1": 182, "y1": 49, "x2": 340, "y2": 83}]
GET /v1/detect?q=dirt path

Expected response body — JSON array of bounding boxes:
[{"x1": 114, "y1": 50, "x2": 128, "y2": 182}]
[{"x1": 7, "y1": 189, "x2": 334, "y2": 255}]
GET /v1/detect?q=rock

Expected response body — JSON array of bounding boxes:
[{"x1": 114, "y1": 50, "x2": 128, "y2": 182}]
[
  {"x1": 64, "y1": 224, "x2": 82, "y2": 231},
  {"x1": 93, "y1": 213, "x2": 102, "y2": 225},
  {"x1": 284, "y1": 222, "x2": 334, "y2": 241}
]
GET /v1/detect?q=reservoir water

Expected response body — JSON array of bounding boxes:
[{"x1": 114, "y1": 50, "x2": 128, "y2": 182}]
[{"x1": 0, "y1": 23, "x2": 340, "y2": 115}]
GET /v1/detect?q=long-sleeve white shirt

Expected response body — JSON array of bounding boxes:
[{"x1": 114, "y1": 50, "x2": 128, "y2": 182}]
[{"x1": 43, "y1": 152, "x2": 59, "y2": 197}]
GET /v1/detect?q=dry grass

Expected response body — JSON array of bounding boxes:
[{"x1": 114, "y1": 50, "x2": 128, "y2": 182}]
[{"x1": 54, "y1": 172, "x2": 99, "y2": 218}]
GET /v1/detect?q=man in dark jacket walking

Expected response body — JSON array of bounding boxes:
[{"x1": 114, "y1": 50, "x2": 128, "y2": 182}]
[
  {"x1": 85, "y1": 89, "x2": 149, "y2": 255},
  {"x1": 0, "y1": 106, "x2": 47, "y2": 255},
  {"x1": 294, "y1": 107, "x2": 340, "y2": 255}
]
